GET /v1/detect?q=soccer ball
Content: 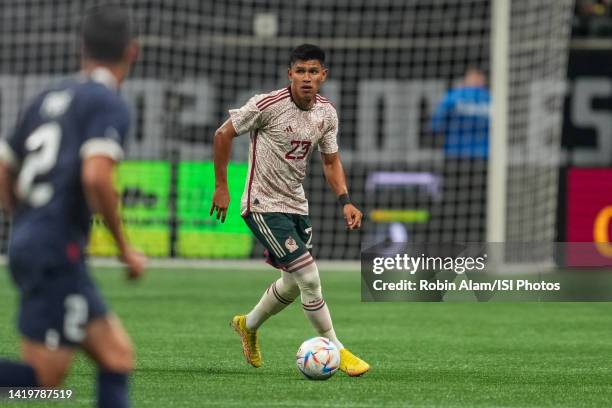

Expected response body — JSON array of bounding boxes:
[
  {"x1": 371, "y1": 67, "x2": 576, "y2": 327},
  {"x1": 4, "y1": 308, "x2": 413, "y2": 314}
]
[{"x1": 295, "y1": 337, "x2": 340, "y2": 380}]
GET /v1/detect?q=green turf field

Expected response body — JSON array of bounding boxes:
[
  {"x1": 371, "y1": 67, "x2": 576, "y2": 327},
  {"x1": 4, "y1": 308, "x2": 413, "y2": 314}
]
[{"x1": 1, "y1": 265, "x2": 612, "y2": 407}]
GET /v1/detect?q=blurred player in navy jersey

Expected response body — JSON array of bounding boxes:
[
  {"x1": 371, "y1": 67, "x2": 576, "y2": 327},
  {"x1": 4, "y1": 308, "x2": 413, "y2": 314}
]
[{"x1": 0, "y1": 5, "x2": 144, "y2": 407}]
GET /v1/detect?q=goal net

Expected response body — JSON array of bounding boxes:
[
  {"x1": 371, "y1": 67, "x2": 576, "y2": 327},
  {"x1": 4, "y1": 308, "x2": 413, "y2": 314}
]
[{"x1": 0, "y1": 1, "x2": 574, "y2": 264}]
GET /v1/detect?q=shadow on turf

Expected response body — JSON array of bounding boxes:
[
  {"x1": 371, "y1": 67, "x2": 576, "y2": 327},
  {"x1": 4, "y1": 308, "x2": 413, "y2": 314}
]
[
  {"x1": 134, "y1": 366, "x2": 366, "y2": 382},
  {"x1": 135, "y1": 366, "x2": 295, "y2": 377}
]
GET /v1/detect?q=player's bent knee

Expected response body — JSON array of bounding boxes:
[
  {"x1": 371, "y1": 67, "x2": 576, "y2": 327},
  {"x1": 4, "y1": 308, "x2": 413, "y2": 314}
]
[
  {"x1": 300, "y1": 286, "x2": 322, "y2": 301},
  {"x1": 287, "y1": 285, "x2": 300, "y2": 299},
  {"x1": 85, "y1": 316, "x2": 135, "y2": 373},
  {"x1": 108, "y1": 337, "x2": 134, "y2": 372},
  {"x1": 21, "y1": 340, "x2": 73, "y2": 388},
  {"x1": 294, "y1": 274, "x2": 323, "y2": 302},
  {"x1": 98, "y1": 342, "x2": 134, "y2": 373},
  {"x1": 35, "y1": 366, "x2": 69, "y2": 388},
  {"x1": 294, "y1": 268, "x2": 321, "y2": 293},
  {"x1": 279, "y1": 275, "x2": 300, "y2": 299}
]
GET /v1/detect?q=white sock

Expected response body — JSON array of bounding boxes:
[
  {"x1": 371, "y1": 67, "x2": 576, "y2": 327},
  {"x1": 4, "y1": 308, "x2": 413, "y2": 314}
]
[
  {"x1": 246, "y1": 272, "x2": 299, "y2": 331},
  {"x1": 292, "y1": 258, "x2": 344, "y2": 350}
]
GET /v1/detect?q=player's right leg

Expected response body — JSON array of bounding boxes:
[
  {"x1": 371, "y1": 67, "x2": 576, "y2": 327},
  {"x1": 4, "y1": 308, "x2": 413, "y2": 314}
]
[
  {"x1": 230, "y1": 270, "x2": 298, "y2": 367},
  {"x1": 243, "y1": 214, "x2": 306, "y2": 330},
  {"x1": 0, "y1": 340, "x2": 73, "y2": 387},
  {"x1": 0, "y1": 250, "x2": 78, "y2": 388},
  {"x1": 20, "y1": 340, "x2": 74, "y2": 387},
  {"x1": 0, "y1": 358, "x2": 39, "y2": 387},
  {"x1": 231, "y1": 213, "x2": 302, "y2": 367},
  {"x1": 82, "y1": 315, "x2": 134, "y2": 408}
]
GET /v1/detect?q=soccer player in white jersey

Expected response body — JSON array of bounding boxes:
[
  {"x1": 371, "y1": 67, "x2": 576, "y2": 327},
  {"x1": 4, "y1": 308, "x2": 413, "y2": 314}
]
[{"x1": 210, "y1": 44, "x2": 369, "y2": 376}]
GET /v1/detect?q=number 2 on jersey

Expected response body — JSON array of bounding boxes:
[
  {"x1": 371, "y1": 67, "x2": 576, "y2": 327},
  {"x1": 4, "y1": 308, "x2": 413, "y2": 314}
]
[
  {"x1": 285, "y1": 140, "x2": 312, "y2": 160},
  {"x1": 17, "y1": 122, "x2": 62, "y2": 207}
]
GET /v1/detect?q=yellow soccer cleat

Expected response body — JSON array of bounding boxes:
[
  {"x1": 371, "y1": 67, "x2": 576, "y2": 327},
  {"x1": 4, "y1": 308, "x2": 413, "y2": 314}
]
[
  {"x1": 230, "y1": 315, "x2": 262, "y2": 368},
  {"x1": 339, "y1": 348, "x2": 370, "y2": 377}
]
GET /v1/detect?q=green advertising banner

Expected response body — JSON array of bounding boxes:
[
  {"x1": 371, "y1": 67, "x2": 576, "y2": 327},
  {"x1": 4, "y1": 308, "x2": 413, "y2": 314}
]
[
  {"x1": 89, "y1": 161, "x2": 171, "y2": 256},
  {"x1": 177, "y1": 162, "x2": 252, "y2": 257},
  {"x1": 88, "y1": 160, "x2": 252, "y2": 258}
]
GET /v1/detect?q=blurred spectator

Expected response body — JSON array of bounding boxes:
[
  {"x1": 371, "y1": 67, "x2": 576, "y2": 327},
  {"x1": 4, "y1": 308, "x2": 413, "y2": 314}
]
[
  {"x1": 429, "y1": 68, "x2": 490, "y2": 242},
  {"x1": 430, "y1": 68, "x2": 490, "y2": 160}
]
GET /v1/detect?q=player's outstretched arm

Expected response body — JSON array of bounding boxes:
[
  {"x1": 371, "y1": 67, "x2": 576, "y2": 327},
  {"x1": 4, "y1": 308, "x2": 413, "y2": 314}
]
[
  {"x1": 0, "y1": 162, "x2": 16, "y2": 215},
  {"x1": 321, "y1": 152, "x2": 362, "y2": 230},
  {"x1": 211, "y1": 119, "x2": 238, "y2": 223},
  {"x1": 82, "y1": 155, "x2": 146, "y2": 279}
]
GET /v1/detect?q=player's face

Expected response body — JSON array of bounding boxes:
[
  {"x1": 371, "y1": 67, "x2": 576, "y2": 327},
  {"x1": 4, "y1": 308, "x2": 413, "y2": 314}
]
[{"x1": 288, "y1": 60, "x2": 327, "y2": 105}]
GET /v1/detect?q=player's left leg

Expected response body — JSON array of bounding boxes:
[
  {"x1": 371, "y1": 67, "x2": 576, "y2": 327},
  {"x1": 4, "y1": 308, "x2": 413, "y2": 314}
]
[
  {"x1": 82, "y1": 315, "x2": 134, "y2": 408},
  {"x1": 287, "y1": 215, "x2": 369, "y2": 376},
  {"x1": 290, "y1": 259, "x2": 370, "y2": 377},
  {"x1": 291, "y1": 258, "x2": 341, "y2": 348},
  {"x1": 73, "y1": 265, "x2": 133, "y2": 408}
]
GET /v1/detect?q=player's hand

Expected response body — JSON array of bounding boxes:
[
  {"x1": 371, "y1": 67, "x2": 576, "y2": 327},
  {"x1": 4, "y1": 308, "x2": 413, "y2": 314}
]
[
  {"x1": 119, "y1": 247, "x2": 147, "y2": 280},
  {"x1": 343, "y1": 204, "x2": 363, "y2": 230},
  {"x1": 210, "y1": 186, "x2": 230, "y2": 223}
]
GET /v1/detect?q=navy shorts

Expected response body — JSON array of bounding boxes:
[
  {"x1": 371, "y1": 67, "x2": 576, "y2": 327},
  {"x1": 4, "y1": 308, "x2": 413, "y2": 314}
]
[{"x1": 9, "y1": 249, "x2": 108, "y2": 348}]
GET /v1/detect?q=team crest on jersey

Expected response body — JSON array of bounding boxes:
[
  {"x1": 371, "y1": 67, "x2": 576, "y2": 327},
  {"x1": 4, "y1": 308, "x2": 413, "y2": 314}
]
[
  {"x1": 41, "y1": 90, "x2": 73, "y2": 118},
  {"x1": 285, "y1": 236, "x2": 298, "y2": 253}
]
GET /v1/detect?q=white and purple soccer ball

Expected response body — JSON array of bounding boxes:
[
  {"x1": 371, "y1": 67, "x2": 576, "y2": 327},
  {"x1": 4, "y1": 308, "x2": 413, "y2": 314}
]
[{"x1": 296, "y1": 337, "x2": 340, "y2": 380}]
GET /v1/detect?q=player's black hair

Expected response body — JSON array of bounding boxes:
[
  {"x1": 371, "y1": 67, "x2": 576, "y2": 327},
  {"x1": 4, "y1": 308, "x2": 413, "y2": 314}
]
[
  {"x1": 289, "y1": 44, "x2": 326, "y2": 67},
  {"x1": 81, "y1": 4, "x2": 134, "y2": 63}
]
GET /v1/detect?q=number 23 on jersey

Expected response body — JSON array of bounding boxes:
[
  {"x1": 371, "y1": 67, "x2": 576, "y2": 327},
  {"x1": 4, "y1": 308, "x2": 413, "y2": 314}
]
[{"x1": 285, "y1": 140, "x2": 312, "y2": 160}]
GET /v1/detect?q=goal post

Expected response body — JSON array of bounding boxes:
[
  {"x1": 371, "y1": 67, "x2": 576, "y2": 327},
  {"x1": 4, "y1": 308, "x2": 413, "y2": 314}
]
[
  {"x1": 488, "y1": 0, "x2": 509, "y2": 245},
  {"x1": 489, "y1": 0, "x2": 574, "y2": 271}
]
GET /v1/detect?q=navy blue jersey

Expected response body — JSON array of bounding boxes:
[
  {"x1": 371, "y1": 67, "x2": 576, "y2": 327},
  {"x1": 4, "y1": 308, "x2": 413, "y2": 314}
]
[{"x1": 0, "y1": 68, "x2": 129, "y2": 257}]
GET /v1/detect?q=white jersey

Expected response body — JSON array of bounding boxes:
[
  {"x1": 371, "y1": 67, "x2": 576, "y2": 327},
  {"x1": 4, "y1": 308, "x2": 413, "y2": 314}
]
[{"x1": 229, "y1": 87, "x2": 339, "y2": 215}]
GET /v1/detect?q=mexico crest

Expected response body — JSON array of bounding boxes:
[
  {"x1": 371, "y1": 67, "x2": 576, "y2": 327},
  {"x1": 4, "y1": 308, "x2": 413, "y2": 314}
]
[{"x1": 285, "y1": 236, "x2": 298, "y2": 253}]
